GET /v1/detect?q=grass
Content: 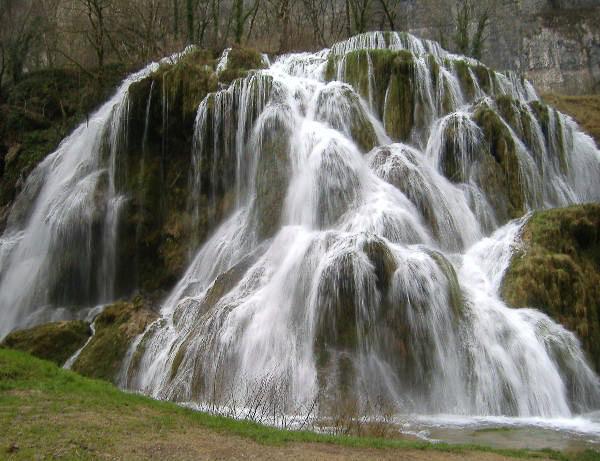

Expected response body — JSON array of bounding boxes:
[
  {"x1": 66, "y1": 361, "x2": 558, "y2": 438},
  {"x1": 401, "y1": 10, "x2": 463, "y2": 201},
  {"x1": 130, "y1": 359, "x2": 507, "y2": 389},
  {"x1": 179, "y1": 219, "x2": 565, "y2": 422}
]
[
  {"x1": 541, "y1": 94, "x2": 600, "y2": 146},
  {"x1": 0, "y1": 347, "x2": 597, "y2": 460}
]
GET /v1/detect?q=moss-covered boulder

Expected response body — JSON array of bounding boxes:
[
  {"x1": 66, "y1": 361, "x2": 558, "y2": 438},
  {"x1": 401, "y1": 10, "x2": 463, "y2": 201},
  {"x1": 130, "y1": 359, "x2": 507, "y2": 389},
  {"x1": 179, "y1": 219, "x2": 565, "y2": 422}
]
[
  {"x1": 1, "y1": 320, "x2": 91, "y2": 366},
  {"x1": 471, "y1": 103, "x2": 528, "y2": 221},
  {"x1": 217, "y1": 46, "x2": 267, "y2": 85},
  {"x1": 71, "y1": 296, "x2": 157, "y2": 382},
  {"x1": 369, "y1": 145, "x2": 446, "y2": 244},
  {"x1": 117, "y1": 52, "x2": 220, "y2": 294},
  {"x1": 252, "y1": 107, "x2": 291, "y2": 239},
  {"x1": 314, "y1": 83, "x2": 378, "y2": 153},
  {"x1": 501, "y1": 204, "x2": 600, "y2": 371},
  {"x1": 326, "y1": 49, "x2": 417, "y2": 142}
]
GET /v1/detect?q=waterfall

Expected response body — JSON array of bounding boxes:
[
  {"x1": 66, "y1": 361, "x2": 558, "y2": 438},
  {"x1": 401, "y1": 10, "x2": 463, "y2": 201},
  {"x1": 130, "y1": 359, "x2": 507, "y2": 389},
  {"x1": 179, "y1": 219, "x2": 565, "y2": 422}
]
[
  {"x1": 0, "y1": 49, "x2": 193, "y2": 337},
  {"x1": 2, "y1": 32, "x2": 600, "y2": 422},
  {"x1": 122, "y1": 33, "x2": 600, "y2": 418},
  {"x1": 0, "y1": 72, "x2": 140, "y2": 336}
]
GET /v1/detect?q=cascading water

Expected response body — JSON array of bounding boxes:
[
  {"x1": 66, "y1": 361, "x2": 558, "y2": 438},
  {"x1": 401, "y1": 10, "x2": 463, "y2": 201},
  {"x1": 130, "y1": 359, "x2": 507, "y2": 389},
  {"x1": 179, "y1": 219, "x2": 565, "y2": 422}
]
[
  {"x1": 0, "y1": 49, "x2": 192, "y2": 337},
  {"x1": 1, "y1": 32, "x2": 600, "y2": 436},
  {"x1": 122, "y1": 31, "x2": 600, "y2": 422},
  {"x1": 0, "y1": 67, "x2": 145, "y2": 335}
]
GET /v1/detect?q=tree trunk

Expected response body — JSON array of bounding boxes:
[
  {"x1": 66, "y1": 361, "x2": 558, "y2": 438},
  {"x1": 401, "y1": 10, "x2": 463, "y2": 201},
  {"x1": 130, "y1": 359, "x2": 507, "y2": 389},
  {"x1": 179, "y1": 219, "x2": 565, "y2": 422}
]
[
  {"x1": 277, "y1": 0, "x2": 290, "y2": 52},
  {"x1": 186, "y1": 0, "x2": 194, "y2": 44},
  {"x1": 234, "y1": 0, "x2": 243, "y2": 44},
  {"x1": 173, "y1": 0, "x2": 180, "y2": 39}
]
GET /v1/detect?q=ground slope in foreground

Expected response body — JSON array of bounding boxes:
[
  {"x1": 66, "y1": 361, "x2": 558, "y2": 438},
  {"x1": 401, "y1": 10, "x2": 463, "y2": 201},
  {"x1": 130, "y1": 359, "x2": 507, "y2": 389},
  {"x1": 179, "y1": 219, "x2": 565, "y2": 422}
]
[{"x1": 1, "y1": 348, "x2": 590, "y2": 461}]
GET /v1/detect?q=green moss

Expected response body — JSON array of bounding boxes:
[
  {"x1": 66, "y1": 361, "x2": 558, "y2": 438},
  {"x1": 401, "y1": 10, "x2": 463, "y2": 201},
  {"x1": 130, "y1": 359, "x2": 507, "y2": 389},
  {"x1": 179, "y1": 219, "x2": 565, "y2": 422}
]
[
  {"x1": 118, "y1": 52, "x2": 231, "y2": 294},
  {"x1": 501, "y1": 204, "x2": 600, "y2": 371},
  {"x1": 541, "y1": 93, "x2": 600, "y2": 146},
  {"x1": 473, "y1": 65, "x2": 493, "y2": 94},
  {"x1": 170, "y1": 341, "x2": 188, "y2": 381},
  {"x1": 0, "y1": 65, "x2": 128, "y2": 210},
  {"x1": 218, "y1": 46, "x2": 267, "y2": 85},
  {"x1": 454, "y1": 60, "x2": 475, "y2": 100},
  {"x1": 326, "y1": 49, "x2": 416, "y2": 141},
  {"x1": 362, "y1": 236, "x2": 398, "y2": 294},
  {"x1": 150, "y1": 49, "x2": 218, "y2": 125},
  {"x1": 428, "y1": 251, "x2": 465, "y2": 319},
  {"x1": 529, "y1": 101, "x2": 568, "y2": 173},
  {"x1": 1, "y1": 321, "x2": 90, "y2": 366},
  {"x1": 473, "y1": 104, "x2": 526, "y2": 219},
  {"x1": 71, "y1": 296, "x2": 157, "y2": 382},
  {"x1": 253, "y1": 111, "x2": 290, "y2": 239},
  {"x1": 315, "y1": 84, "x2": 378, "y2": 152}
]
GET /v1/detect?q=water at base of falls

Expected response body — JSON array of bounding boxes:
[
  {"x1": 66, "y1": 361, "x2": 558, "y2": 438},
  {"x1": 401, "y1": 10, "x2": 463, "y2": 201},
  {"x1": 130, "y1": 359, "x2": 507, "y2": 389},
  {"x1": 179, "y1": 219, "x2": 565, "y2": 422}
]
[{"x1": 1, "y1": 31, "x2": 600, "y2": 442}]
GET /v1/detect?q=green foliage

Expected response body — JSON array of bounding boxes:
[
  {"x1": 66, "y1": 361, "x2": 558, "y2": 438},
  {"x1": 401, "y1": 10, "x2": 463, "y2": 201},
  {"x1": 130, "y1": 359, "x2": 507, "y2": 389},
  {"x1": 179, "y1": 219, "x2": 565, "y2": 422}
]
[
  {"x1": 502, "y1": 204, "x2": 600, "y2": 371},
  {"x1": 1, "y1": 321, "x2": 90, "y2": 366}
]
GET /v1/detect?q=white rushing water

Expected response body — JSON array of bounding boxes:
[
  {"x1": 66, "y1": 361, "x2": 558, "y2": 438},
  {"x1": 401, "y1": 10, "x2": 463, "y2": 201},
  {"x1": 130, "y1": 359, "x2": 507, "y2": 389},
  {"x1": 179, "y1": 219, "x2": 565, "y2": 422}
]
[{"x1": 1, "y1": 32, "x2": 600, "y2": 432}]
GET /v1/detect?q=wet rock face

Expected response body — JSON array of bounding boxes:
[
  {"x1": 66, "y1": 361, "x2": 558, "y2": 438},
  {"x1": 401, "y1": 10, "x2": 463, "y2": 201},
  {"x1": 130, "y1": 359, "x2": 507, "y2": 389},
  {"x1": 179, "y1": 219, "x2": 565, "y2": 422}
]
[
  {"x1": 314, "y1": 83, "x2": 378, "y2": 153},
  {"x1": 325, "y1": 49, "x2": 417, "y2": 142},
  {"x1": 502, "y1": 204, "x2": 600, "y2": 371}
]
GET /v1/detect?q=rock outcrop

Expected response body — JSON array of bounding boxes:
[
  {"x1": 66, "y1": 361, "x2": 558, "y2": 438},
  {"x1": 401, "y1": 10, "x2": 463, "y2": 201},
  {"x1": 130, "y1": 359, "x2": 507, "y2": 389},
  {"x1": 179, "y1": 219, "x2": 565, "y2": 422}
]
[{"x1": 502, "y1": 204, "x2": 600, "y2": 371}]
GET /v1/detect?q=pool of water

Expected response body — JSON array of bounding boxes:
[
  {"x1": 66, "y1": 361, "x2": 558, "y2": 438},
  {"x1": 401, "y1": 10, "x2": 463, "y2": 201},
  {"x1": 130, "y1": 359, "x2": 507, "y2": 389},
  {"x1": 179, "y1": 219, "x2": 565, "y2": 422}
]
[{"x1": 397, "y1": 412, "x2": 600, "y2": 451}]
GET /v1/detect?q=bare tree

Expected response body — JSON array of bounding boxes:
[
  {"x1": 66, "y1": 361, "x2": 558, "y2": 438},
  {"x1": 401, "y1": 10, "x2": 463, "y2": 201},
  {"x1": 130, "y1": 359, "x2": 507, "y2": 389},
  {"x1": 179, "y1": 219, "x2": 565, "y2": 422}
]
[
  {"x1": 453, "y1": 0, "x2": 491, "y2": 60},
  {"x1": 0, "y1": 0, "x2": 41, "y2": 84},
  {"x1": 118, "y1": 0, "x2": 171, "y2": 63},
  {"x1": 232, "y1": 0, "x2": 261, "y2": 45},
  {"x1": 348, "y1": 0, "x2": 373, "y2": 34},
  {"x1": 377, "y1": 0, "x2": 401, "y2": 30},
  {"x1": 73, "y1": 0, "x2": 113, "y2": 69}
]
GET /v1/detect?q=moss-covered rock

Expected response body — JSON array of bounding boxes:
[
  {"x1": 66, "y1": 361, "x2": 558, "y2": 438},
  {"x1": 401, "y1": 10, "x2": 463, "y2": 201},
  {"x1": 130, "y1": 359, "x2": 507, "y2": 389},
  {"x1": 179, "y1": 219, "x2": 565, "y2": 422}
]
[
  {"x1": 1, "y1": 320, "x2": 91, "y2": 366},
  {"x1": 454, "y1": 59, "x2": 477, "y2": 100},
  {"x1": 71, "y1": 296, "x2": 157, "y2": 382},
  {"x1": 0, "y1": 65, "x2": 128, "y2": 223},
  {"x1": 218, "y1": 46, "x2": 267, "y2": 85},
  {"x1": 314, "y1": 83, "x2": 378, "y2": 153},
  {"x1": 117, "y1": 53, "x2": 221, "y2": 294},
  {"x1": 120, "y1": 47, "x2": 269, "y2": 293},
  {"x1": 326, "y1": 49, "x2": 417, "y2": 142},
  {"x1": 252, "y1": 109, "x2": 291, "y2": 239},
  {"x1": 501, "y1": 204, "x2": 600, "y2": 371},
  {"x1": 472, "y1": 103, "x2": 527, "y2": 221}
]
